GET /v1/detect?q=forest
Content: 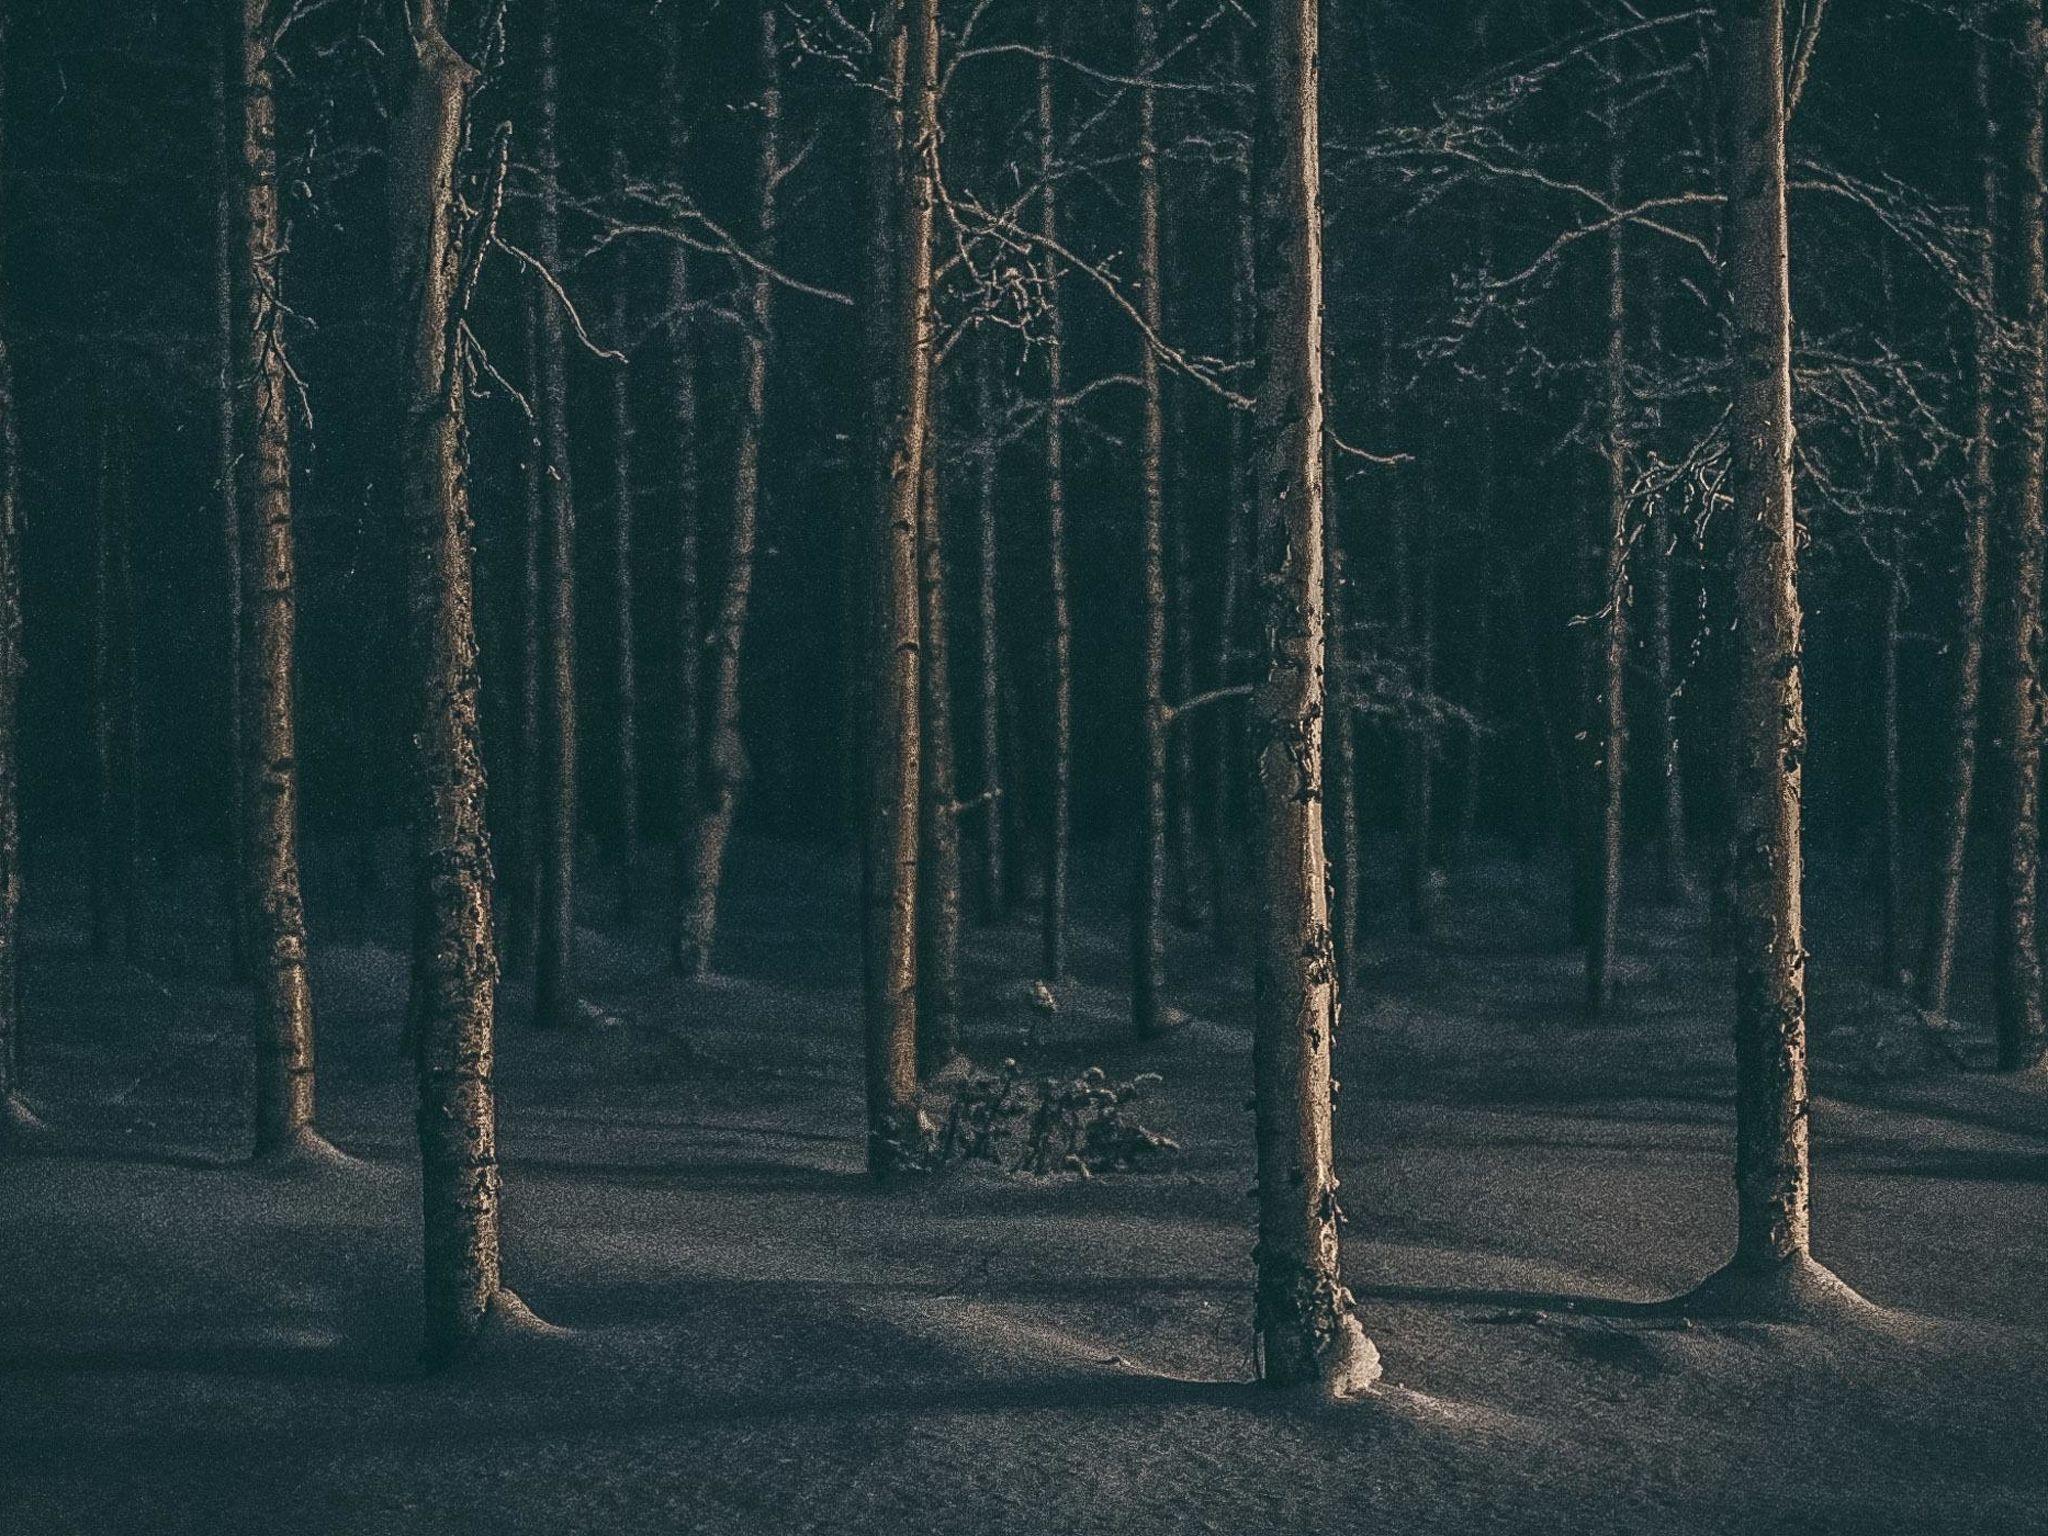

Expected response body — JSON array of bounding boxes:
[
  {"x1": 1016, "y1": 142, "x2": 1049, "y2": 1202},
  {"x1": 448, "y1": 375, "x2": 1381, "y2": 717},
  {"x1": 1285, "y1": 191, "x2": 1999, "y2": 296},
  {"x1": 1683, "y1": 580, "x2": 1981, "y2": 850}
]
[{"x1": 1, "y1": 0, "x2": 2045, "y2": 1531}]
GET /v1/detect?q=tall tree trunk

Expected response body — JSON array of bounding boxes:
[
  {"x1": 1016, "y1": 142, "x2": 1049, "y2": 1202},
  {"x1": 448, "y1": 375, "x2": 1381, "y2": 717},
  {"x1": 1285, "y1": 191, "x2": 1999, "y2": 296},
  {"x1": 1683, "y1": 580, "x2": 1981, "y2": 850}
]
[
  {"x1": 213, "y1": 31, "x2": 250, "y2": 984},
  {"x1": 972, "y1": 345, "x2": 1005, "y2": 921},
  {"x1": 388, "y1": 0, "x2": 528, "y2": 1363},
  {"x1": 917, "y1": 434, "x2": 962, "y2": 1072},
  {"x1": 1325, "y1": 497, "x2": 1360, "y2": 985},
  {"x1": 503, "y1": 287, "x2": 543, "y2": 968},
  {"x1": 1993, "y1": 0, "x2": 2048, "y2": 1074},
  {"x1": 1586, "y1": 137, "x2": 1630, "y2": 1019},
  {"x1": 861, "y1": 0, "x2": 929, "y2": 1173},
  {"x1": 1037, "y1": 0, "x2": 1072, "y2": 984},
  {"x1": 1132, "y1": 0, "x2": 1169, "y2": 1039},
  {"x1": 0, "y1": 0, "x2": 37, "y2": 1143},
  {"x1": 90, "y1": 422, "x2": 117, "y2": 960},
  {"x1": 664, "y1": 12, "x2": 704, "y2": 975},
  {"x1": 1646, "y1": 491, "x2": 1689, "y2": 900},
  {"x1": 1877, "y1": 509, "x2": 1904, "y2": 987},
  {"x1": 1168, "y1": 378, "x2": 1201, "y2": 930},
  {"x1": 677, "y1": 2, "x2": 777, "y2": 979},
  {"x1": 609, "y1": 277, "x2": 641, "y2": 922},
  {"x1": 234, "y1": 0, "x2": 324, "y2": 1161},
  {"x1": 1918, "y1": 17, "x2": 1997, "y2": 1018},
  {"x1": 1685, "y1": 0, "x2": 1858, "y2": 1316},
  {"x1": 1248, "y1": 0, "x2": 1377, "y2": 1397},
  {"x1": 531, "y1": 0, "x2": 580, "y2": 1030},
  {"x1": 116, "y1": 449, "x2": 140, "y2": 961}
]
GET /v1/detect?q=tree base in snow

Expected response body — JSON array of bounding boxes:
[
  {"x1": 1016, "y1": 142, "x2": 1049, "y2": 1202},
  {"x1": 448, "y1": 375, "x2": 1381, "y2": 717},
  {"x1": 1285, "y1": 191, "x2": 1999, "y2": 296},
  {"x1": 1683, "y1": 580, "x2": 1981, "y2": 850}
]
[
  {"x1": 0, "y1": 1091, "x2": 49, "y2": 1147},
  {"x1": 250, "y1": 1127, "x2": 363, "y2": 1176},
  {"x1": 424, "y1": 1287, "x2": 570, "y2": 1372},
  {"x1": 1261, "y1": 1311, "x2": 1383, "y2": 1401},
  {"x1": 1669, "y1": 1253, "x2": 1878, "y2": 1325}
]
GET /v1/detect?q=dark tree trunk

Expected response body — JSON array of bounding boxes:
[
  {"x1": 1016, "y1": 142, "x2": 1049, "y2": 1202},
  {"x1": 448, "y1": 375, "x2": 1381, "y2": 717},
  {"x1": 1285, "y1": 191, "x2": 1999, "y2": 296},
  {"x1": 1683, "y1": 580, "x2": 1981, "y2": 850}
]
[
  {"x1": 0, "y1": 0, "x2": 36, "y2": 1144},
  {"x1": 234, "y1": 0, "x2": 324, "y2": 1162},
  {"x1": 388, "y1": 0, "x2": 527, "y2": 1363},
  {"x1": 1168, "y1": 377, "x2": 1201, "y2": 931},
  {"x1": 532, "y1": 0, "x2": 580, "y2": 1031},
  {"x1": 1037, "y1": 0, "x2": 1072, "y2": 985},
  {"x1": 972, "y1": 345, "x2": 1005, "y2": 922},
  {"x1": 90, "y1": 422, "x2": 118, "y2": 960},
  {"x1": 1248, "y1": 0, "x2": 1378, "y2": 1397},
  {"x1": 1918, "y1": 18, "x2": 1997, "y2": 1018},
  {"x1": 664, "y1": 11, "x2": 703, "y2": 976},
  {"x1": 1324, "y1": 498, "x2": 1360, "y2": 986},
  {"x1": 1993, "y1": 0, "x2": 2048, "y2": 1074},
  {"x1": 1132, "y1": 0, "x2": 1169, "y2": 1039},
  {"x1": 1877, "y1": 509, "x2": 1905, "y2": 987},
  {"x1": 861, "y1": 0, "x2": 929, "y2": 1173},
  {"x1": 677, "y1": 2, "x2": 777, "y2": 979},
  {"x1": 503, "y1": 287, "x2": 544, "y2": 969},
  {"x1": 1646, "y1": 490, "x2": 1689, "y2": 901},
  {"x1": 213, "y1": 32, "x2": 250, "y2": 984},
  {"x1": 917, "y1": 436, "x2": 962, "y2": 1073},
  {"x1": 1586, "y1": 152, "x2": 1630, "y2": 1019},
  {"x1": 609, "y1": 277, "x2": 641, "y2": 922}
]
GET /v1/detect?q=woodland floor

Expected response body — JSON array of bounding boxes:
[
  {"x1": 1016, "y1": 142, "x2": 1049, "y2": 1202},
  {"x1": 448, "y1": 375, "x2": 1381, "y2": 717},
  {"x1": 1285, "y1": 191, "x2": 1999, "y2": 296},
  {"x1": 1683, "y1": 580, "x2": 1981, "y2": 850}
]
[{"x1": 2, "y1": 833, "x2": 2046, "y2": 1535}]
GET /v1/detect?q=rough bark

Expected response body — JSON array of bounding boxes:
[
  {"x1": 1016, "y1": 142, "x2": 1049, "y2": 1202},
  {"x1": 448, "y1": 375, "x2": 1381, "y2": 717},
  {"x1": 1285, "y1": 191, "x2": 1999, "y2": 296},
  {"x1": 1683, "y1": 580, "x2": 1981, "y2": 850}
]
[
  {"x1": 388, "y1": 0, "x2": 520, "y2": 1363},
  {"x1": 234, "y1": 0, "x2": 323, "y2": 1160},
  {"x1": 677, "y1": 2, "x2": 777, "y2": 980},
  {"x1": 861, "y1": 0, "x2": 928, "y2": 1173},
  {"x1": 1248, "y1": 0, "x2": 1378, "y2": 1397},
  {"x1": 1132, "y1": 0, "x2": 1170, "y2": 1039},
  {"x1": 917, "y1": 434, "x2": 962, "y2": 1072},
  {"x1": 609, "y1": 276, "x2": 641, "y2": 922},
  {"x1": 1918, "y1": 17, "x2": 1996, "y2": 1017},
  {"x1": 1993, "y1": 0, "x2": 2048, "y2": 1073},
  {"x1": 532, "y1": 0, "x2": 580, "y2": 1030},
  {"x1": 1037, "y1": 0, "x2": 1072, "y2": 984},
  {"x1": 972, "y1": 345, "x2": 1005, "y2": 921}
]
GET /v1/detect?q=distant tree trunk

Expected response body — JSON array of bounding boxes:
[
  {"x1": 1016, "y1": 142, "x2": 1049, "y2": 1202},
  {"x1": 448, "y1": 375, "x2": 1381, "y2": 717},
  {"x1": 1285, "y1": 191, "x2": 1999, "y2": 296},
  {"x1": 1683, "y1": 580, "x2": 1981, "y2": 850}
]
[
  {"x1": 861, "y1": 0, "x2": 929, "y2": 1173},
  {"x1": 1877, "y1": 509, "x2": 1904, "y2": 987},
  {"x1": 1132, "y1": 0, "x2": 1170, "y2": 1039},
  {"x1": 90, "y1": 422, "x2": 118, "y2": 960},
  {"x1": 1324, "y1": 498, "x2": 1361, "y2": 985},
  {"x1": 1918, "y1": 18, "x2": 1997, "y2": 1018},
  {"x1": 1210, "y1": 32, "x2": 1255, "y2": 955},
  {"x1": 1586, "y1": 142, "x2": 1630, "y2": 1019},
  {"x1": 233, "y1": 0, "x2": 324, "y2": 1161},
  {"x1": 664, "y1": 11, "x2": 703, "y2": 975},
  {"x1": 212, "y1": 34, "x2": 250, "y2": 984},
  {"x1": 972, "y1": 346, "x2": 1005, "y2": 922},
  {"x1": 0, "y1": 0, "x2": 37, "y2": 1144},
  {"x1": 1686, "y1": 0, "x2": 1854, "y2": 1314},
  {"x1": 1396, "y1": 471, "x2": 1438, "y2": 933},
  {"x1": 1248, "y1": 0, "x2": 1377, "y2": 1397},
  {"x1": 677, "y1": 3, "x2": 777, "y2": 979},
  {"x1": 532, "y1": 0, "x2": 580, "y2": 1030},
  {"x1": 388, "y1": 0, "x2": 523, "y2": 1363},
  {"x1": 1993, "y1": 0, "x2": 2048, "y2": 1074},
  {"x1": 115, "y1": 449, "x2": 140, "y2": 961},
  {"x1": 503, "y1": 287, "x2": 543, "y2": 968},
  {"x1": 1645, "y1": 489, "x2": 1688, "y2": 900},
  {"x1": 1168, "y1": 381, "x2": 1201, "y2": 930},
  {"x1": 1037, "y1": 0, "x2": 1072, "y2": 985},
  {"x1": 917, "y1": 436, "x2": 962, "y2": 1072},
  {"x1": 609, "y1": 276, "x2": 641, "y2": 922}
]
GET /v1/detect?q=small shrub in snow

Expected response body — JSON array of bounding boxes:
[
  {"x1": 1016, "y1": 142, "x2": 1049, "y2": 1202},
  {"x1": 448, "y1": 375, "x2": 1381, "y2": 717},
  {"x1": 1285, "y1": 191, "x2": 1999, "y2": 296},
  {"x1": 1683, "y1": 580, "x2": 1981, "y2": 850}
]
[{"x1": 931, "y1": 1062, "x2": 1179, "y2": 1177}]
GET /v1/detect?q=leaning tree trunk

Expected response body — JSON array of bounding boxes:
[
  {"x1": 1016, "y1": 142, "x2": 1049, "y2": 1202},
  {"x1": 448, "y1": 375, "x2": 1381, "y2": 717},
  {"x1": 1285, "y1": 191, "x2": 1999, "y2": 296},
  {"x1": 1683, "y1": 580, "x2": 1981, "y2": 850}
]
[
  {"x1": 1993, "y1": 0, "x2": 2048, "y2": 1074},
  {"x1": 972, "y1": 345, "x2": 1005, "y2": 921},
  {"x1": 1132, "y1": 0, "x2": 1170, "y2": 1039},
  {"x1": 212, "y1": 35, "x2": 250, "y2": 983},
  {"x1": 234, "y1": 0, "x2": 325, "y2": 1162},
  {"x1": 1037, "y1": 0, "x2": 1073, "y2": 985},
  {"x1": 664, "y1": 10, "x2": 703, "y2": 975},
  {"x1": 1248, "y1": 0, "x2": 1378, "y2": 1397},
  {"x1": 531, "y1": 0, "x2": 580, "y2": 1030},
  {"x1": 1919, "y1": 20, "x2": 1998, "y2": 1018},
  {"x1": 388, "y1": 0, "x2": 528, "y2": 1363},
  {"x1": 677, "y1": 1, "x2": 777, "y2": 979},
  {"x1": 917, "y1": 435, "x2": 963, "y2": 1072},
  {"x1": 0, "y1": 0, "x2": 37, "y2": 1144},
  {"x1": 861, "y1": 0, "x2": 929, "y2": 1173},
  {"x1": 609, "y1": 275, "x2": 641, "y2": 922},
  {"x1": 1684, "y1": 0, "x2": 1859, "y2": 1316}
]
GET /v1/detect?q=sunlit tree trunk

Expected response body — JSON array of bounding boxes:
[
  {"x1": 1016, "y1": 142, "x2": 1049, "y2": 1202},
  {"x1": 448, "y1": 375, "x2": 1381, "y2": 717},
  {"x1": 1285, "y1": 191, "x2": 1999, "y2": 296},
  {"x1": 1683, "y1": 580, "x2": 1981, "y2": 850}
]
[
  {"x1": 1248, "y1": 0, "x2": 1378, "y2": 1397},
  {"x1": 861, "y1": 0, "x2": 928, "y2": 1172},
  {"x1": 388, "y1": 0, "x2": 524, "y2": 1363},
  {"x1": 1037, "y1": 0, "x2": 1072, "y2": 984},
  {"x1": 234, "y1": 0, "x2": 324, "y2": 1160}
]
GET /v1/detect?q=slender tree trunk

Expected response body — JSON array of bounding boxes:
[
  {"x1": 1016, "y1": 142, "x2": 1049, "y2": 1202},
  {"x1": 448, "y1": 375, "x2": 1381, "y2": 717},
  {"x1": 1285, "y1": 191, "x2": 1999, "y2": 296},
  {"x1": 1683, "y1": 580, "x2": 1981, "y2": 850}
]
[
  {"x1": 234, "y1": 0, "x2": 324, "y2": 1160},
  {"x1": 388, "y1": 1, "x2": 527, "y2": 1363},
  {"x1": 917, "y1": 433, "x2": 962, "y2": 1072},
  {"x1": 1132, "y1": 0, "x2": 1170, "y2": 1039},
  {"x1": 1168, "y1": 379, "x2": 1201, "y2": 930},
  {"x1": 1918, "y1": 18, "x2": 1997, "y2": 1018},
  {"x1": 213, "y1": 32, "x2": 250, "y2": 984},
  {"x1": 90, "y1": 422, "x2": 117, "y2": 960},
  {"x1": 1396, "y1": 471, "x2": 1438, "y2": 933},
  {"x1": 610, "y1": 277, "x2": 641, "y2": 922},
  {"x1": 1325, "y1": 499, "x2": 1361, "y2": 984},
  {"x1": 503, "y1": 287, "x2": 543, "y2": 968},
  {"x1": 1646, "y1": 489, "x2": 1689, "y2": 900},
  {"x1": 1037, "y1": 0, "x2": 1072, "y2": 984},
  {"x1": 1686, "y1": 0, "x2": 1859, "y2": 1315},
  {"x1": 1877, "y1": 508, "x2": 1905, "y2": 987},
  {"x1": 1993, "y1": 0, "x2": 2048, "y2": 1073},
  {"x1": 677, "y1": 3, "x2": 777, "y2": 979},
  {"x1": 116, "y1": 456, "x2": 139, "y2": 961},
  {"x1": 861, "y1": 0, "x2": 929, "y2": 1173},
  {"x1": 1248, "y1": 0, "x2": 1377, "y2": 1396},
  {"x1": 0, "y1": 0, "x2": 37, "y2": 1143},
  {"x1": 664, "y1": 12, "x2": 704, "y2": 976},
  {"x1": 972, "y1": 345, "x2": 1005, "y2": 921},
  {"x1": 1586, "y1": 144, "x2": 1630, "y2": 1019},
  {"x1": 532, "y1": 0, "x2": 580, "y2": 1030}
]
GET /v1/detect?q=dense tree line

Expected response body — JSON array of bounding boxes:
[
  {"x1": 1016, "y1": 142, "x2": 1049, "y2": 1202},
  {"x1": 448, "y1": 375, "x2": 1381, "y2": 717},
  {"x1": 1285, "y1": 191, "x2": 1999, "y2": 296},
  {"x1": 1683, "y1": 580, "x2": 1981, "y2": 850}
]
[{"x1": 0, "y1": 0, "x2": 2042, "y2": 1386}]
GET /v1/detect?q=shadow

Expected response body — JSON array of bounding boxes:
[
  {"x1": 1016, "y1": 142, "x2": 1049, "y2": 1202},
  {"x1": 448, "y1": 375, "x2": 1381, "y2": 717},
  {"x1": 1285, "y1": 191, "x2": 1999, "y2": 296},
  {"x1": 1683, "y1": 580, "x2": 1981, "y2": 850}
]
[
  {"x1": 506, "y1": 1155, "x2": 869, "y2": 1195},
  {"x1": 1350, "y1": 1281, "x2": 1672, "y2": 1323}
]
